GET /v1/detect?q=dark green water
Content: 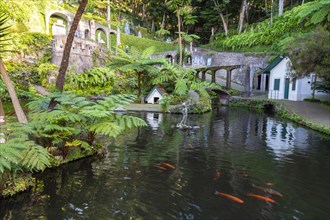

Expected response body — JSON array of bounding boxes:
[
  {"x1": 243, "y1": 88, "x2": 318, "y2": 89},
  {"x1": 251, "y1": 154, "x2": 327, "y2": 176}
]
[{"x1": 1, "y1": 107, "x2": 330, "y2": 220}]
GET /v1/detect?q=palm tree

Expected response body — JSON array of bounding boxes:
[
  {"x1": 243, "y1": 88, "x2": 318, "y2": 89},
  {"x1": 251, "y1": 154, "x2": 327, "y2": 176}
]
[
  {"x1": 167, "y1": 0, "x2": 192, "y2": 66},
  {"x1": 0, "y1": 10, "x2": 28, "y2": 124},
  {"x1": 48, "y1": 0, "x2": 88, "y2": 110},
  {"x1": 108, "y1": 46, "x2": 167, "y2": 98}
]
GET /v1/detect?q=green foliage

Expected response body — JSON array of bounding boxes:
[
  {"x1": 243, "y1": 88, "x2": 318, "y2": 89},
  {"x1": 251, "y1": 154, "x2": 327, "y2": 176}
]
[
  {"x1": 207, "y1": 2, "x2": 318, "y2": 52},
  {"x1": 154, "y1": 63, "x2": 218, "y2": 113},
  {"x1": 27, "y1": 92, "x2": 147, "y2": 148},
  {"x1": 118, "y1": 33, "x2": 176, "y2": 53},
  {"x1": 0, "y1": 77, "x2": 7, "y2": 99},
  {"x1": 286, "y1": 27, "x2": 330, "y2": 86},
  {"x1": 37, "y1": 63, "x2": 58, "y2": 87},
  {"x1": 3, "y1": 60, "x2": 41, "y2": 90},
  {"x1": 10, "y1": 32, "x2": 51, "y2": 57},
  {"x1": 297, "y1": 0, "x2": 330, "y2": 26},
  {"x1": 0, "y1": 123, "x2": 51, "y2": 174},
  {"x1": 0, "y1": 9, "x2": 10, "y2": 57},
  {"x1": 1, "y1": 175, "x2": 35, "y2": 197},
  {"x1": 67, "y1": 67, "x2": 116, "y2": 96},
  {"x1": 108, "y1": 46, "x2": 167, "y2": 96}
]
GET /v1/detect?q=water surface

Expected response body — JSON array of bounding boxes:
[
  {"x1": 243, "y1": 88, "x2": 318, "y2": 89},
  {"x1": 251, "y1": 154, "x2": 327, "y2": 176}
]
[{"x1": 1, "y1": 107, "x2": 329, "y2": 219}]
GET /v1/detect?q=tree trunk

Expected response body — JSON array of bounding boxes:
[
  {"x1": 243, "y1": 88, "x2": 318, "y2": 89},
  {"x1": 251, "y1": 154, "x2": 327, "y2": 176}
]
[
  {"x1": 237, "y1": 0, "x2": 247, "y2": 34},
  {"x1": 48, "y1": 0, "x2": 88, "y2": 110},
  {"x1": 142, "y1": 3, "x2": 146, "y2": 21},
  {"x1": 271, "y1": 0, "x2": 274, "y2": 25},
  {"x1": 107, "y1": 0, "x2": 111, "y2": 51},
  {"x1": 137, "y1": 73, "x2": 141, "y2": 97},
  {"x1": 151, "y1": 20, "x2": 155, "y2": 32},
  {"x1": 0, "y1": 59, "x2": 28, "y2": 124},
  {"x1": 279, "y1": 0, "x2": 284, "y2": 16},
  {"x1": 0, "y1": 98, "x2": 5, "y2": 125},
  {"x1": 212, "y1": 0, "x2": 229, "y2": 36},
  {"x1": 161, "y1": 13, "x2": 166, "y2": 29},
  {"x1": 219, "y1": 12, "x2": 228, "y2": 36},
  {"x1": 312, "y1": 75, "x2": 317, "y2": 99},
  {"x1": 0, "y1": 97, "x2": 5, "y2": 143},
  {"x1": 177, "y1": 10, "x2": 183, "y2": 66}
]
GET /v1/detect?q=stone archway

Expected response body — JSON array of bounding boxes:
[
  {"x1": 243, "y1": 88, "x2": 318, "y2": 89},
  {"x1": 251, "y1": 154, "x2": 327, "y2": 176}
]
[
  {"x1": 95, "y1": 28, "x2": 107, "y2": 44},
  {"x1": 109, "y1": 31, "x2": 117, "y2": 50},
  {"x1": 46, "y1": 11, "x2": 72, "y2": 35},
  {"x1": 84, "y1": 29, "x2": 90, "y2": 39},
  {"x1": 165, "y1": 55, "x2": 173, "y2": 64}
]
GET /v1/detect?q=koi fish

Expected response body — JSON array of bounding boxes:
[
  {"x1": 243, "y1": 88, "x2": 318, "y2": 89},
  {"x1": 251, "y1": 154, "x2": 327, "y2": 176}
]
[
  {"x1": 161, "y1": 162, "x2": 176, "y2": 169},
  {"x1": 266, "y1": 182, "x2": 273, "y2": 186},
  {"x1": 155, "y1": 165, "x2": 167, "y2": 171},
  {"x1": 247, "y1": 193, "x2": 276, "y2": 203},
  {"x1": 214, "y1": 169, "x2": 221, "y2": 180},
  {"x1": 239, "y1": 172, "x2": 249, "y2": 177},
  {"x1": 215, "y1": 192, "x2": 244, "y2": 204},
  {"x1": 252, "y1": 184, "x2": 283, "y2": 197}
]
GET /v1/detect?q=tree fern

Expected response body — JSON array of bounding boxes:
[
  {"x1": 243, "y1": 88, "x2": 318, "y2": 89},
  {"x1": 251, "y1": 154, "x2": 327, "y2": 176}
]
[
  {"x1": 0, "y1": 123, "x2": 51, "y2": 173},
  {"x1": 21, "y1": 142, "x2": 51, "y2": 171}
]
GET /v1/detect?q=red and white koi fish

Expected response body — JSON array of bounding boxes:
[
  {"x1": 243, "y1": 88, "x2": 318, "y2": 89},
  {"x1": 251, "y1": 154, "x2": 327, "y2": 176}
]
[
  {"x1": 247, "y1": 193, "x2": 276, "y2": 203},
  {"x1": 252, "y1": 184, "x2": 283, "y2": 197},
  {"x1": 215, "y1": 191, "x2": 244, "y2": 204}
]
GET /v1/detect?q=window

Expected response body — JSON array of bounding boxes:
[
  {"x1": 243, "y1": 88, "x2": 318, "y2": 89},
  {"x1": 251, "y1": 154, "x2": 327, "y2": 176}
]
[
  {"x1": 292, "y1": 78, "x2": 296, "y2": 91},
  {"x1": 274, "y1": 79, "x2": 280, "y2": 90}
]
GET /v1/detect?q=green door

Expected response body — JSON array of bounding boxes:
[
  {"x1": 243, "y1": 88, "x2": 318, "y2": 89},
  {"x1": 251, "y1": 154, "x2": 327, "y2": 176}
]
[{"x1": 284, "y1": 78, "x2": 290, "y2": 99}]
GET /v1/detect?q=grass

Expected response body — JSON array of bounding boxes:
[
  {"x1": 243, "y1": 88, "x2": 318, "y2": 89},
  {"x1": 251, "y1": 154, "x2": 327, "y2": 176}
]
[
  {"x1": 111, "y1": 33, "x2": 176, "y2": 54},
  {"x1": 200, "y1": 43, "x2": 275, "y2": 54}
]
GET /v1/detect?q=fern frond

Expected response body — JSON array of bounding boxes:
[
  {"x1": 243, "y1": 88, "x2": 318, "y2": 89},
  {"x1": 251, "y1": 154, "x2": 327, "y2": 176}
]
[
  {"x1": 21, "y1": 143, "x2": 51, "y2": 171},
  {"x1": 174, "y1": 78, "x2": 188, "y2": 95},
  {"x1": 88, "y1": 122, "x2": 124, "y2": 137}
]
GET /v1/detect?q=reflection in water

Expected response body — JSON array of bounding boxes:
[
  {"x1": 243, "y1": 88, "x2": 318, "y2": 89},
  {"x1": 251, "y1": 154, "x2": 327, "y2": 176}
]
[
  {"x1": 265, "y1": 118, "x2": 308, "y2": 159},
  {"x1": 0, "y1": 108, "x2": 329, "y2": 219},
  {"x1": 146, "y1": 112, "x2": 163, "y2": 130}
]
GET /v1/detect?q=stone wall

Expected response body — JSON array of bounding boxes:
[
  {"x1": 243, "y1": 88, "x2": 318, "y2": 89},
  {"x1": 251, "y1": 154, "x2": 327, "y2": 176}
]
[
  {"x1": 190, "y1": 49, "x2": 271, "y2": 85},
  {"x1": 154, "y1": 48, "x2": 271, "y2": 88},
  {"x1": 51, "y1": 35, "x2": 106, "y2": 73}
]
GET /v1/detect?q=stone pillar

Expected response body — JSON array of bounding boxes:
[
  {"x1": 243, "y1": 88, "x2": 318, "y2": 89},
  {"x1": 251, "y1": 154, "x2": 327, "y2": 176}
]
[
  {"x1": 211, "y1": 71, "x2": 216, "y2": 83},
  {"x1": 226, "y1": 69, "x2": 232, "y2": 89},
  {"x1": 244, "y1": 65, "x2": 251, "y2": 96},
  {"x1": 195, "y1": 72, "x2": 199, "y2": 79},
  {"x1": 202, "y1": 71, "x2": 206, "y2": 81},
  {"x1": 106, "y1": 30, "x2": 110, "y2": 50},
  {"x1": 260, "y1": 74, "x2": 267, "y2": 92}
]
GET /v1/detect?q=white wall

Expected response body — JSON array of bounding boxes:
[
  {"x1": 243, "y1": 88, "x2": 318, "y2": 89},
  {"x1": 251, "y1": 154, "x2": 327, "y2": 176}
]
[
  {"x1": 268, "y1": 58, "x2": 330, "y2": 101},
  {"x1": 268, "y1": 58, "x2": 288, "y2": 100},
  {"x1": 146, "y1": 90, "x2": 163, "y2": 104}
]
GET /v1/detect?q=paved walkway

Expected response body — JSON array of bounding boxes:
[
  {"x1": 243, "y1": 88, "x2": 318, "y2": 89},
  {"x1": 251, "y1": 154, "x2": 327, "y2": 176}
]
[
  {"x1": 123, "y1": 104, "x2": 163, "y2": 112},
  {"x1": 280, "y1": 100, "x2": 330, "y2": 128}
]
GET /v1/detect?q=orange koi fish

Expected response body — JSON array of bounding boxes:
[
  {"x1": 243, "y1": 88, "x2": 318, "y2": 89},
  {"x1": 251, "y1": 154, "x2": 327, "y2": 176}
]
[
  {"x1": 252, "y1": 184, "x2": 283, "y2": 197},
  {"x1": 161, "y1": 162, "x2": 176, "y2": 169},
  {"x1": 247, "y1": 193, "x2": 276, "y2": 203},
  {"x1": 155, "y1": 165, "x2": 167, "y2": 171},
  {"x1": 215, "y1": 192, "x2": 244, "y2": 204}
]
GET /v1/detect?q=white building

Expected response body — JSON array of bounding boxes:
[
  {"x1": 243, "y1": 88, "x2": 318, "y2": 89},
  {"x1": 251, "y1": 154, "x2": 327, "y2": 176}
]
[
  {"x1": 145, "y1": 85, "x2": 167, "y2": 104},
  {"x1": 263, "y1": 55, "x2": 329, "y2": 101}
]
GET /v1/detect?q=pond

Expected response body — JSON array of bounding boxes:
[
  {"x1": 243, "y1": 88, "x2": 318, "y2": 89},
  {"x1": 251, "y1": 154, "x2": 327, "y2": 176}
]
[{"x1": 1, "y1": 107, "x2": 329, "y2": 219}]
